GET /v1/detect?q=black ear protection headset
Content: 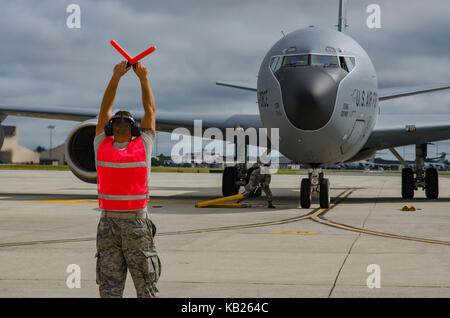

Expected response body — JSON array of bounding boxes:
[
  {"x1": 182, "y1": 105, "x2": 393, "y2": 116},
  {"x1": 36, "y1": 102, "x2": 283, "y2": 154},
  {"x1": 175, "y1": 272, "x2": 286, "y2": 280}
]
[{"x1": 104, "y1": 112, "x2": 141, "y2": 137}]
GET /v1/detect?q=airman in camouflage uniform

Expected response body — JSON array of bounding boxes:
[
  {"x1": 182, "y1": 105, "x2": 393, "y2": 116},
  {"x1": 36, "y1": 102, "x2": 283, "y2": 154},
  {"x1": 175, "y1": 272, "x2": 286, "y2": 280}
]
[
  {"x1": 242, "y1": 164, "x2": 275, "y2": 208},
  {"x1": 94, "y1": 61, "x2": 160, "y2": 298},
  {"x1": 96, "y1": 215, "x2": 161, "y2": 298}
]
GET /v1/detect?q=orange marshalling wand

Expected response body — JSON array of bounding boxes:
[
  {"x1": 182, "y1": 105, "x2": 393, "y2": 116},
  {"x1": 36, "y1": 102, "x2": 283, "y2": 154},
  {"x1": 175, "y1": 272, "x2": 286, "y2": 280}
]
[{"x1": 110, "y1": 40, "x2": 156, "y2": 66}]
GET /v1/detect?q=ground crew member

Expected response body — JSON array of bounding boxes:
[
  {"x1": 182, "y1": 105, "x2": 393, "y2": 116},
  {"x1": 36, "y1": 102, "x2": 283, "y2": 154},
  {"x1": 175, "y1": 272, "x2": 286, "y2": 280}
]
[
  {"x1": 241, "y1": 163, "x2": 275, "y2": 208},
  {"x1": 93, "y1": 61, "x2": 160, "y2": 298}
]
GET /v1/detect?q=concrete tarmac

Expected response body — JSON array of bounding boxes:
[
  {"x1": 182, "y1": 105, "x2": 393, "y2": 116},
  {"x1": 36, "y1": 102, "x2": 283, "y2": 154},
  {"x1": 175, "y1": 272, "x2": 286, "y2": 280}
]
[{"x1": 0, "y1": 170, "x2": 449, "y2": 297}]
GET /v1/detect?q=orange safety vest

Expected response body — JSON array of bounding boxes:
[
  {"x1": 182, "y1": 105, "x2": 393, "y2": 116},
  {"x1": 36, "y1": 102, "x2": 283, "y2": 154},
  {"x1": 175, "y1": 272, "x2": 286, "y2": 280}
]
[{"x1": 97, "y1": 136, "x2": 149, "y2": 211}]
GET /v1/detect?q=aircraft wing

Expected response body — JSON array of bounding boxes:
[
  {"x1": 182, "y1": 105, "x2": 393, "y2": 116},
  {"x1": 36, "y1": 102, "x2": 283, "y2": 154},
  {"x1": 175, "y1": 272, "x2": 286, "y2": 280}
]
[
  {"x1": 215, "y1": 82, "x2": 450, "y2": 99},
  {"x1": 216, "y1": 81, "x2": 257, "y2": 92},
  {"x1": 0, "y1": 104, "x2": 263, "y2": 136},
  {"x1": 357, "y1": 114, "x2": 450, "y2": 158},
  {"x1": 154, "y1": 112, "x2": 262, "y2": 135},
  {"x1": 363, "y1": 123, "x2": 450, "y2": 151},
  {"x1": 379, "y1": 84, "x2": 450, "y2": 101},
  {"x1": 0, "y1": 105, "x2": 98, "y2": 121}
]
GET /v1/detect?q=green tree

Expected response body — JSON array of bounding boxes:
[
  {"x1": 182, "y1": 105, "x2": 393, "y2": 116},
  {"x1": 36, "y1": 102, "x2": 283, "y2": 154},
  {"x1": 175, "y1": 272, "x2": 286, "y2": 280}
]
[{"x1": 35, "y1": 146, "x2": 46, "y2": 153}]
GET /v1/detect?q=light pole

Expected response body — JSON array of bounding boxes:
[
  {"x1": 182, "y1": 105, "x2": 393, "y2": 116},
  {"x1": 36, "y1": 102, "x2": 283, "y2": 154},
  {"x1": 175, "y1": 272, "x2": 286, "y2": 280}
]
[
  {"x1": 155, "y1": 131, "x2": 158, "y2": 158},
  {"x1": 48, "y1": 125, "x2": 55, "y2": 163}
]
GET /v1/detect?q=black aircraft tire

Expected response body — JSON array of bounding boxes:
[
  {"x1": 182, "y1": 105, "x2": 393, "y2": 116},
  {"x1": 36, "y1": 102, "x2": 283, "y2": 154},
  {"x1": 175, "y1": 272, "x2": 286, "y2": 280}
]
[
  {"x1": 222, "y1": 167, "x2": 239, "y2": 197},
  {"x1": 319, "y1": 178, "x2": 330, "y2": 209},
  {"x1": 401, "y1": 168, "x2": 414, "y2": 199},
  {"x1": 425, "y1": 168, "x2": 439, "y2": 199},
  {"x1": 300, "y1": 178, "x2": 311, "y2": 209}
]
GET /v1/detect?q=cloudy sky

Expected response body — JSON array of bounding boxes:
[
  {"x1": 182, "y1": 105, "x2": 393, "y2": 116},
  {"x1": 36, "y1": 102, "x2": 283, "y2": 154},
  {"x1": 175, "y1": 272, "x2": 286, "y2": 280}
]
[{"x1": 0, "y1": 0, "x2": 449, "y2": 160}]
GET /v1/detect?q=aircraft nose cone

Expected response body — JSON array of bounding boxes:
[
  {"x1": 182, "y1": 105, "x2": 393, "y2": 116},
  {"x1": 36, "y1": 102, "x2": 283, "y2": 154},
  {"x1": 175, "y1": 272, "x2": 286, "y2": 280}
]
[{"x1": 275, "y1": 67, "x2": 342, "y2": 130}]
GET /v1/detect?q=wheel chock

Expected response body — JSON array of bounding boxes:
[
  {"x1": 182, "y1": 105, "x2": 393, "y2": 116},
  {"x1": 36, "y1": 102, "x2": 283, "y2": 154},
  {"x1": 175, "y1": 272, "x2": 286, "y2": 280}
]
[
  {"x1": 195, "y1": 194, "x2": 245, "y2": 208},
  {"x1": 401, "y1": 205, "x2": 416, "y2": 211}
]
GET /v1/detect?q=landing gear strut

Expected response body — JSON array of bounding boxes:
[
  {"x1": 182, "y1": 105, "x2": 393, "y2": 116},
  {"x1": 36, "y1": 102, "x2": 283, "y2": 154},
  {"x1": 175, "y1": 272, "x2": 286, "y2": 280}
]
[
  {"x1": 300, "y1": 168, "x2": 330, "y2": 209},
  {"x1": 222, "y1": 134, "x2": 269, "y2": 198},
  {"x1": 396, "y1": 144, "x2": 439, "y2": 199},
  {"x1": 222, "y1": 133, "x2": 250, "y2": 196}
]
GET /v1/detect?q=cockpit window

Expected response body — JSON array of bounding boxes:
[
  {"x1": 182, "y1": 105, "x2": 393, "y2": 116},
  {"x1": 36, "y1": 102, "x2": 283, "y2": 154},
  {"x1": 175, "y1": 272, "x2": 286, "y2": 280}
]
[
  {"x1": 282, "y1": 54, "x2": 308, "y2": 67},
  {"x1": 270, "y1": 56, "x2": 279, "y2": 69},
  {"x1": 338, "y1": 56, "x2": 356, "y2": 72},
  {"x1": 272, "y1": 53, "x2": 350, "y2": 72},
  {"x1": 270, "y1": 56, "x2": 283, "y2": 72},
  {"x1": 310, "y1": 54, "x2": 339, "y2": 67},
  {"x1": 339, "y1": 57, "x2": 349, "y2": 72},
  {"x1": 344, "y1": 56, "x2": 355, "y2": 71},
  {"x1": 276, "y1": 54, "x2": 340, "y2": 70}
]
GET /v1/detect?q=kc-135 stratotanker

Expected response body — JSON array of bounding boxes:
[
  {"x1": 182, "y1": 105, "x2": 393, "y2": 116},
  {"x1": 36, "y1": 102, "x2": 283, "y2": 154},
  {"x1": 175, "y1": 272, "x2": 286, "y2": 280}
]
[{"x1": 1, "y1": 1, "x2": 449, "y2": 208}]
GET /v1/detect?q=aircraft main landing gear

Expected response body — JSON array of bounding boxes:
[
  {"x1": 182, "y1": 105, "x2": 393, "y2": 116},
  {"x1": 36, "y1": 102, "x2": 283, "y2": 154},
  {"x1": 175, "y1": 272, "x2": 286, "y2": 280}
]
[
  {"x1": 300, "y1": 168, "x2": 330, "y2": 209},
  {"x1": 399, "y1": 144, "x2": 439, "y2": 199},
  {"x1": 222, "y1": 163, "x2": 250, "y2": 197},
  {"x1": 222, "y1": 166, "x2": 240, "y2": 196}
]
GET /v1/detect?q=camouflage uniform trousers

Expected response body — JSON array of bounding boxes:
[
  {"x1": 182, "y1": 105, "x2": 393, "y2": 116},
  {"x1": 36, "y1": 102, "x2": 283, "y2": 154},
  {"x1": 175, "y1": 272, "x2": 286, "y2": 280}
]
[
  {"x1": 95, "y1": 215, "x2": 161, "y2": 298},
  {"x1": 243, "y1": 169, "x2": 273, "y2": 202}
]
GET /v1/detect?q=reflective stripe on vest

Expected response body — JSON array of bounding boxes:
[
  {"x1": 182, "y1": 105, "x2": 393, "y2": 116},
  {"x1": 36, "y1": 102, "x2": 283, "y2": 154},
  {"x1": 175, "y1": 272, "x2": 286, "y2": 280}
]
[
  {"x1": 97, "y1": 136, "x2": 149, "y2": 211},
  {"x1": 97, "y1": 161, "x2": 147, "y2": 168},
  {"x1": 98, "y1": 194, "x2": 149, "y2": 200}
]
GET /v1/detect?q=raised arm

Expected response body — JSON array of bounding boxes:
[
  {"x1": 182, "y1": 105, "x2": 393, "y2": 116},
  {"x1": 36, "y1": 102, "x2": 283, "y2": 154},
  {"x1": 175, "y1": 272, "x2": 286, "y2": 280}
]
[
  {"x1": 133, "y1": 62, "x2": 156, "y2": 136},
  {"x1": 95, "y1": 61, "x2": 130, "y2": 136}
]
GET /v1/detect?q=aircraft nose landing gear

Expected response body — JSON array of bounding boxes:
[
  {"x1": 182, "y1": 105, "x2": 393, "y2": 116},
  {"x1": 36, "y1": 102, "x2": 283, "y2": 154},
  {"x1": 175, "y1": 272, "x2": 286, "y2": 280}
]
[{"x1": 300, "y1": 168, "x2": 330, "y2": 209}]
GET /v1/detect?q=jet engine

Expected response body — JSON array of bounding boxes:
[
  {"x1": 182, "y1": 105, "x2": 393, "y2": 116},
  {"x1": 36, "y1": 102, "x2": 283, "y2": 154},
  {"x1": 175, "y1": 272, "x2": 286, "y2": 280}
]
[{"x1": 65, "y1": 120, "x2": 98, "y2": 183}]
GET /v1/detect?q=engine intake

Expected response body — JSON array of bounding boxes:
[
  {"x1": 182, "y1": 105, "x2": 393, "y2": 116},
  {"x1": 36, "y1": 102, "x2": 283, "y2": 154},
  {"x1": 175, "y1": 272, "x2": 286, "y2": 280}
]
[{"x1": 65, "y1": 121, "x2": 97, "y2": 183}]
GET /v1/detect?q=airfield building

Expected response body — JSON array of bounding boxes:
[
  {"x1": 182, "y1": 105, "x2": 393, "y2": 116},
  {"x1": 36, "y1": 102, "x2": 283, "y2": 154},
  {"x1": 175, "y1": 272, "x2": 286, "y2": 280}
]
[{"x1": 0, "y1": 125, "x2": 39, "y2": 164}]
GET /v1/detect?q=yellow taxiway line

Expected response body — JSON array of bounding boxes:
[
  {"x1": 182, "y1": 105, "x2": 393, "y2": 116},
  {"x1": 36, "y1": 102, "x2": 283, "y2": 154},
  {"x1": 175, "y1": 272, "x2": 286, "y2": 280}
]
[
  {"x1": 5, "y1": 187, "x2": 449, "y2": 247},
  {"x1": 271, "y1": 231, "x2": 318, "y2": 235},
  {"x1": 308, "y1": 189, "x2": 450, "y2": 246}
]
